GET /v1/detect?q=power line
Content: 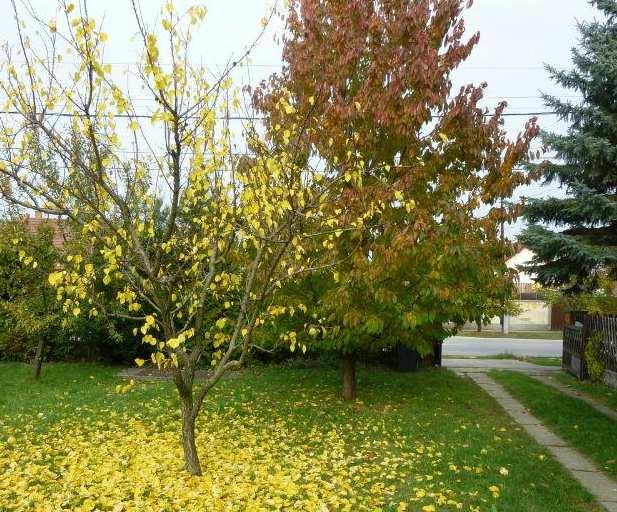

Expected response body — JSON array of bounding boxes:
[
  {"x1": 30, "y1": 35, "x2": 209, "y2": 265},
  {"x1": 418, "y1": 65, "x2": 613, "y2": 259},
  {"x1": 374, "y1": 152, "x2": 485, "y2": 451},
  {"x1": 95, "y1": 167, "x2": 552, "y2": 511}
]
[
  {"x1": 459, "y1": 66, "x2": 550, "y2": 71},
  {"x1": 98, "y1": 94, "x2": 585, "y2": 103},
  {"x1": 485, "y1": 95, "x2": 582, "y2": 100},
  {"x1": 0, "y1": 109, "x2": 560, "y2": 121},
  {"x1": 11, "y1": 60, "x2": 566, "y2": 70},
  {"x1": 0, "y1": 109, "x2": 261, "y2": 121}
]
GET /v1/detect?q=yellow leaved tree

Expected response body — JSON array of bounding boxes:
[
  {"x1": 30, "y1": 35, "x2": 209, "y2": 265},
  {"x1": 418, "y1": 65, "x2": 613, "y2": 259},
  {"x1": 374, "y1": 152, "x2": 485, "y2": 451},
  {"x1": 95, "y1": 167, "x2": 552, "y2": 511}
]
[{"x1": 0, "y1": 0, "x2": 366, "y2": 475}]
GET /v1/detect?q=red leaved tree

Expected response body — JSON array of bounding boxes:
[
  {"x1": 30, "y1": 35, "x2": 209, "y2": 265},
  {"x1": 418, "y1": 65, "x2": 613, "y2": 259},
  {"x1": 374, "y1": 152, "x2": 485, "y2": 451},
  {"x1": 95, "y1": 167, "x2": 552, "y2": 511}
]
[{"x1": 253, "y1": 0, "x2": 539, "y2": 399}]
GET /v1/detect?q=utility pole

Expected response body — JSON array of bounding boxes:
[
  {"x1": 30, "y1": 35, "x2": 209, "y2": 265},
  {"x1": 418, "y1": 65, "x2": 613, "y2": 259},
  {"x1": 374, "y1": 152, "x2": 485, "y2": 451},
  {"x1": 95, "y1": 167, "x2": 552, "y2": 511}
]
[{"x1": 500, "y1": 198, "x2": 509, "y2": 335}]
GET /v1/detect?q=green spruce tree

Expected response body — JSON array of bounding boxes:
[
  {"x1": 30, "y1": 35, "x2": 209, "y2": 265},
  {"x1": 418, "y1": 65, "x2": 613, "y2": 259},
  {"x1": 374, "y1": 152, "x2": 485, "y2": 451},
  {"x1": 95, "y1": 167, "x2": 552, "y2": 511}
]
[{"x1": 520, "y1": 0, "x2": 617, "y2": 294}]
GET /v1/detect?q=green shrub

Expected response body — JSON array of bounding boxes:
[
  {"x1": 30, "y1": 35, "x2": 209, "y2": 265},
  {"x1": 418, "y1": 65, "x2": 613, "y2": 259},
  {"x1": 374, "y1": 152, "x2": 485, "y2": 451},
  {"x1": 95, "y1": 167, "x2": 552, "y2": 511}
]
[
  {"x1": 585, "y1": 331, "x2": 606, "y2": 382},
  {"x1": 0, "y1": 220, "x2": 145, "y2": 365}
]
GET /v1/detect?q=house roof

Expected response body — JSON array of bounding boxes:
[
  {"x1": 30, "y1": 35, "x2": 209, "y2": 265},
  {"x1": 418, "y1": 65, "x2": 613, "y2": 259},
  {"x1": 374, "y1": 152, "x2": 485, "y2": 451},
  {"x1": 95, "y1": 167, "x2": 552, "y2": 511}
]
[{"x1": 22, "y1": 213, "x2": 68, "y2": 248}]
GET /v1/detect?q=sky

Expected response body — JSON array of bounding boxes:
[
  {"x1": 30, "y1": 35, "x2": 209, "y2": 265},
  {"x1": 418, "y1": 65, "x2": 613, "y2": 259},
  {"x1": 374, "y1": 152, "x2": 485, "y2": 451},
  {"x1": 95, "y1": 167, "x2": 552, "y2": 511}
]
[{"x1": 0, "y1": 0, "x2": 603, "y2": 238}]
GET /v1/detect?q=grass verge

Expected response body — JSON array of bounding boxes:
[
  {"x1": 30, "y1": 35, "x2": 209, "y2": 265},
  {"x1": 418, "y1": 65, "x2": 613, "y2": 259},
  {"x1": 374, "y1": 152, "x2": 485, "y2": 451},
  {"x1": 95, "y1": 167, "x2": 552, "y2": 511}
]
[
  {"x1": 444, "y1": 354, "x2": 562, "y2": 367},
  {"x1": 553, "y1": 371, "x2": 617, "y2": 412},
  {"x1": 0, "y1": 362, "x2": 602, "y2": 511},
  {"x1": 457, "y1": 330, "x2": 563, "y2": 340}
]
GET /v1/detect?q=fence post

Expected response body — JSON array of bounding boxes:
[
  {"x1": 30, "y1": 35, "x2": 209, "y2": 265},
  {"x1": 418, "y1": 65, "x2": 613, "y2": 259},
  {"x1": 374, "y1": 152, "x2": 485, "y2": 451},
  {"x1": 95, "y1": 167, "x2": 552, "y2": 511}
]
[
  {"x1": 580, "y1": 313, "x2": 589, "y2": 380},
  {"x1": 561, "y1": 323, "x2": 566, "y2": 371}
]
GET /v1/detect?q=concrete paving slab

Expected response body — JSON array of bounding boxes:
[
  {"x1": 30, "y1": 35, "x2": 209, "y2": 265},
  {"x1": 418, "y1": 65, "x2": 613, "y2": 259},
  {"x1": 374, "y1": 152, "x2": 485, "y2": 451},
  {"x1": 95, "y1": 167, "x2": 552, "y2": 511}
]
[
  {"x1": 481, "y1": 390, "x2": 512, "y2": 399},
  {"x1": 473, "y1": 383, "x2": 506, "y2": 392},
  {"x1": 600, "y1": 501, "x2": 617, "y2": 512},
  {"x1": 494, "y1": 397, "x2": 525, "y2": 409},
  {"x1": 570, "y1": 470, "x2": 617, "y2": 502},
  {"x1": 550, "y1": 447, "x2": 598, "y2": 472},
  {"x1": 506, "y1": 408, "x2": 544, "y2": 425},
  {"x1": 521, "y1": 423, "x2": 568, "y2": 447}
]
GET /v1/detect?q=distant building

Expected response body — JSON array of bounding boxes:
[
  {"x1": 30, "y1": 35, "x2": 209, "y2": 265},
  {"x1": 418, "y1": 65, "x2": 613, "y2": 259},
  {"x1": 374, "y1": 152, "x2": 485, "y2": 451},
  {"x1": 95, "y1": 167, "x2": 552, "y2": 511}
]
[
  {"x1": 508, "y1": 247, "x2": 536, "y2": 286},
  {"x1": 465, "y1": 247, "x2": 564, "y2": 332},
  {"x1": 494, "y1": 248, "x2": 563, "y2": 331},
  {"x1": 22, "y1": 212, "x2": 68, "y2": 248}
]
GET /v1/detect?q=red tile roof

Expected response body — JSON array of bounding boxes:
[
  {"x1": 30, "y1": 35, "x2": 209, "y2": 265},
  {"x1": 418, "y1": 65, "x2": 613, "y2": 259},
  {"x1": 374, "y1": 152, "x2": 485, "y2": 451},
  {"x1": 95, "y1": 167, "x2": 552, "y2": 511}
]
[{"x1": 22, "y1": 214, "x2": 68, "y2": 248}]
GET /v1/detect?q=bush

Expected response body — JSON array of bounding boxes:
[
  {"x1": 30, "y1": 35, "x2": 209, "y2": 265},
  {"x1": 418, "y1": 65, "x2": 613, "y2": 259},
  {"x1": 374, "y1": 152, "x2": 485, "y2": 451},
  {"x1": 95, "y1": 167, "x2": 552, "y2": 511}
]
[
  {"x1": 0, "y1": 313, "x2": 146, "y2": 365},
  {"x1": 585, "y1": 331, "x2": 606, "y2": 382},
  {"x1": 0, "y1": 219, "x2": 145, "y2": 365}
]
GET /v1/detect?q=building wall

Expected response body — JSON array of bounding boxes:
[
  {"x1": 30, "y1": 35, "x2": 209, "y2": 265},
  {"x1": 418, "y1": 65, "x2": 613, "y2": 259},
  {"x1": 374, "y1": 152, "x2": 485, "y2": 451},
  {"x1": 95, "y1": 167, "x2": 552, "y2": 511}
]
[
  {"x1": 488, "y1": 300, "x2": 551, "y2": 330},
  {"x1": 462, "y1": 249, "x2": 555, "y2": 331},
  {"x1": 463, "y1": 299, "x2": 552, "y2": 331}
]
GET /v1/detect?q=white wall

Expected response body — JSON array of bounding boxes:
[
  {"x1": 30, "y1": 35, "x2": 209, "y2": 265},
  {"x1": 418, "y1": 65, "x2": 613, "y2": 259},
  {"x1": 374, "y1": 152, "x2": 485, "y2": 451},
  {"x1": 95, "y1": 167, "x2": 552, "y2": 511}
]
[
  {"x1": 506, "y1": 248, "x2": 536, "y2": 285},
  {"x1": 487, "y1": 300, "x2": 551, "y2": 330},
  {"x1": 461, "y1": 249, "x2": 552, "y2": 331},
  {"x1": 463, "y1": 300, "x2": 552, "y2": 331}
]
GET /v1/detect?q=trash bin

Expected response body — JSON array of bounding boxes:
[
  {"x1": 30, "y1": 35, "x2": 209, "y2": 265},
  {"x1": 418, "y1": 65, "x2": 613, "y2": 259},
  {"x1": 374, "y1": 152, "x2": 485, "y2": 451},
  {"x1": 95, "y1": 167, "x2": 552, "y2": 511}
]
[{"x1": 397, "y1": 344, "x2": 420, "y2": 372}]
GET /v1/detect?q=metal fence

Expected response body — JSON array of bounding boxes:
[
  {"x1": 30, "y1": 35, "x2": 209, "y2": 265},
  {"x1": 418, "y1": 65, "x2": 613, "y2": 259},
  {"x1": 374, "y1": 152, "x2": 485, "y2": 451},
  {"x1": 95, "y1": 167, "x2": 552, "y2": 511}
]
[
  {"x1": 563, "y1": 325, "x2": 586, "y2": 379},
  {"x1": 563, "y1": 313, "x2": 617, "y2": 379},
  {"x1": 586, "y1": 314, "x2": 617, "y2": 373}
]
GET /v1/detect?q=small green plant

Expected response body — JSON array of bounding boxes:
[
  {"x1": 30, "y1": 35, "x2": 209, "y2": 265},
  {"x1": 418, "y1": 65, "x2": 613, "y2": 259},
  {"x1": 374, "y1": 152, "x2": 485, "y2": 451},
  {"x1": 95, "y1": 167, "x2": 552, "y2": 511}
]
[{"x1": 585, "y1": 331, "x2": 606, "y2": 382}]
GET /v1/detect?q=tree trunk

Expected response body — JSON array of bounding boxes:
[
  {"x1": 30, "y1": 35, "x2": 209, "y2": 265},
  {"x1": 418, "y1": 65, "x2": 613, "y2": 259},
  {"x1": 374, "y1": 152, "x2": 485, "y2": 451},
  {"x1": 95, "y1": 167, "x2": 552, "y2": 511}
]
[
  {"x1": 341, "y1": 353, "x2": 356, "y2": 401},
  {"x1": 181, "y1": 399, "x2": 202, "y2": 476},
  {"x1": 476, "y1": 318, "x2": 482, "y2": 332},
  {"x1": 31, "y1": 337, "x2": 45, "y2": 380}
]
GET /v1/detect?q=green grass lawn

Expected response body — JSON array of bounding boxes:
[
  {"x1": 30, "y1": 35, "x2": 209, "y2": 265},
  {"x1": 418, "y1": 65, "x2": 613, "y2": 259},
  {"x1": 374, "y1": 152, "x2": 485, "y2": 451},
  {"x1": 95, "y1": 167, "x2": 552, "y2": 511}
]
[
  {"x1": 553, "y1": 372, "x2": 617, "y2": 411},
  {"x1": 0, "y1": 363, "x2": 603, "y2": 511},
  {"x1": 524, "y1": 357, "x2": 562, "y2": 366},
  {"x1": 457, "y1": 330, "x2": 563, "y2": 340},
  {"x1": 491, "y1": 370, "x2": 617, "y2": 479}
]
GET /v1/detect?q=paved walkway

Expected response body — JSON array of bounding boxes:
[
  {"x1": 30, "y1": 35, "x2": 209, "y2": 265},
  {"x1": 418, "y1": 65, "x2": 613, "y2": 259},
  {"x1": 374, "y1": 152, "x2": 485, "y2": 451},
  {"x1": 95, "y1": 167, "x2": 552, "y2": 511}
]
[
  {"x1": 532, "y1": 374, "x2": 617, "y2": 422},
  {"x1": 444, "y1": 336, "x2": 561, "y2": 357},
  {"x1": 457, "y1": 370, "x2": 617, "y2": 511}
]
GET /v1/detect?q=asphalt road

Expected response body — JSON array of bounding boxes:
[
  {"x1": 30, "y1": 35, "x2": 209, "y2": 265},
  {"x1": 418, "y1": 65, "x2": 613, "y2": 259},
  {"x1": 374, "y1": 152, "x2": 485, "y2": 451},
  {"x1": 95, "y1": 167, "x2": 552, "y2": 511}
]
[{"x1": 443, "y1": 336, "x2": 562, "y2": 357}]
